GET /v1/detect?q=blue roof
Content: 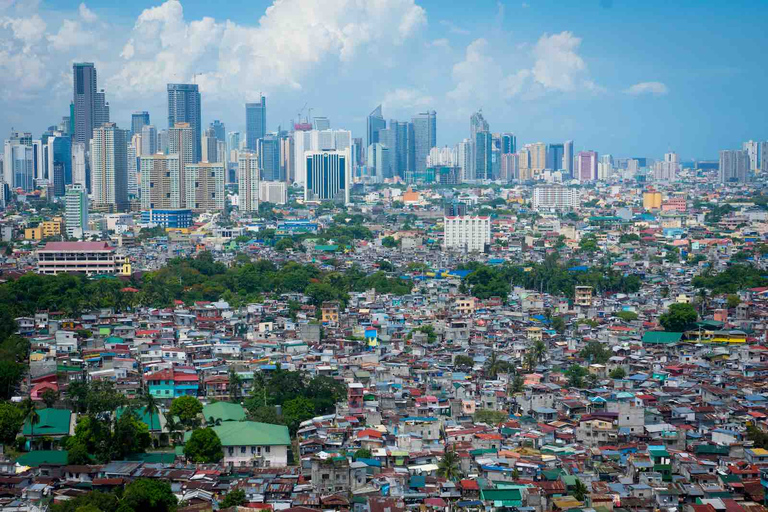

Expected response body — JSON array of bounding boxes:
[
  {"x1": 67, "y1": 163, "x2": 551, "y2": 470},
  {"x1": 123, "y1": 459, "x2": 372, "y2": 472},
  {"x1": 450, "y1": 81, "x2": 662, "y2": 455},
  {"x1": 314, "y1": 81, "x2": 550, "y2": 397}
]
[
  {"x1": 356, "y1": 457, "x2": 382, "y2": 467},
  {"x1": 448, "y1": 270, "x2": 472, "y2": 278},
  {"x1": 568, "y1": 265, "x2": 589, "y2": 272}
]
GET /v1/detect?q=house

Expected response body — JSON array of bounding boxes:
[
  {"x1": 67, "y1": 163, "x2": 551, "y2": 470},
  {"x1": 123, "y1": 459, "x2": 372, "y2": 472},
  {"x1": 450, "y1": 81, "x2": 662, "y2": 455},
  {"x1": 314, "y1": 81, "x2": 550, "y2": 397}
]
[
  {"x1": 22, "y1": 409, "x2": 75, "y2": 448},
  {"x1": 187, "y1": 421, "x2": 291, "y2": 467}
]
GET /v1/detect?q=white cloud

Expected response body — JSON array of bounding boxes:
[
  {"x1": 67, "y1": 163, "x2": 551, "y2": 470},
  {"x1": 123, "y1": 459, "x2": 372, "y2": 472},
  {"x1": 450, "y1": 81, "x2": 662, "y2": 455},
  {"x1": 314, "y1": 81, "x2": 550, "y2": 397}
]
[
  {"x1": 78, "y1": 3, "x2": 97, "y2": 23},
  {"x1": 447, "y1": 38, "x2": 504, "y2": 105},
  {"x1": 110, "y1": 0, "x2": 427, "y2": 100},
  {"x1": 532, "y1": 31, "x2": 589, "y2": 92},
  {"x1": 382, "y1": 87, "x2": 434, "y2": 112},
  {"x1": 439, "y1": 19, "x2": 469, "y2": 35},
  {"x1": 1, "y1": 14, "x2": 46, "y2": 49},
  {"x1": 427, "y1": 38, "x2": 450, "y2": 48},
  {"x1": 624, "y1": 81, "x2": 669, "y2": 96}
]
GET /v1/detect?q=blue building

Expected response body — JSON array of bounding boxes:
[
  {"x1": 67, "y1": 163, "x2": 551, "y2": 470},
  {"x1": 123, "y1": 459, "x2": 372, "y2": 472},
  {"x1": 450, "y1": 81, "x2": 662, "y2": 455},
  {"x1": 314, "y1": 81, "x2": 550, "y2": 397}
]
[{"x1": 141, "y1": 209, "x2": 193, "y2": 228}]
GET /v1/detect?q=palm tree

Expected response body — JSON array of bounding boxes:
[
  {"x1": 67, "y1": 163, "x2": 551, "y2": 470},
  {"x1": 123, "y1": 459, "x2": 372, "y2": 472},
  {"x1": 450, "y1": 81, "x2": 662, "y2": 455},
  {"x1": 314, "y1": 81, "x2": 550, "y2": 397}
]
[
  {"x1": 207, "y1": 416, "x2": 222, "y2": 427},
  {"x1": 140, "y1": 386, "x2": 160, "y2": 438},
  {"x1": 165, "y1": 415, "x2": 180, "y2": 445},
  {"x1": 533, "y1": 339, "x2": 547, "y2": 363},
  {"x1": 573, "y1": 479, "x2": 588, "y2": 503},
  {"x1": 485, "y1": 352, "x2": 500, "y2": 379},
  {"x1": 229, "y1": 369, "x2": 243, "y2": 403},
  {"x1": 21, "y1": 398, "x2": 40, "y2": 452},
  {"x1": 437, "y1": 448, "x2": 461, "y2": 481},
  {"x1": 523, "y1": 351, "x2": 537, "y2": 373}
]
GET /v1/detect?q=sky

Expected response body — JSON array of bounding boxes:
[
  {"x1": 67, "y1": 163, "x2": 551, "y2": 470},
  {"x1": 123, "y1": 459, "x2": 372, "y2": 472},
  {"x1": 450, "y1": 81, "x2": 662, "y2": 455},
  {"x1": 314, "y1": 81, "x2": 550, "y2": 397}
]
[{"x1": 2, "y1": 0, "x2": 767, "y2": 160}]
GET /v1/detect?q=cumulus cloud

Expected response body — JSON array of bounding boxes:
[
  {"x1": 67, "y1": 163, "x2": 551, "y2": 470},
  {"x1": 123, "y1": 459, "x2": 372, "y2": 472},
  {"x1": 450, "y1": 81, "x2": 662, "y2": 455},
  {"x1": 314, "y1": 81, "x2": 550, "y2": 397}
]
[
  {"x1": 78, "y1": 3, "x2": 97, "y2": 23},
  {"x1": 108, "y1": 0, "x2": 426, "y2": 100},
  {"x1": 448, "y1": 31, "x2": 602, "y2": 109},
  {"x1": 1, "y1": 13, "x2": 46, "y2": 49},
  {"x1": 624, "y1": 81, "x2": 669, "y2": 96},
  {"x1": 382, "y1": 87, "x2": 435, "y2": 112}
]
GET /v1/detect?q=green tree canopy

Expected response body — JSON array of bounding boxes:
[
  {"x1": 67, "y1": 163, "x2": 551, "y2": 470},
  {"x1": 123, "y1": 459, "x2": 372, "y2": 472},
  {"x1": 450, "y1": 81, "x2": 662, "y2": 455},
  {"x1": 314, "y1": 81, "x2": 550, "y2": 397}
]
[
  {"x1": 169, "y1": 396, "x2": 203, "y2": 428},
  {"x1": 184, "y1": 428, "x2": 223, "y2": 463},
  {"x1": 123, "y1": 478, "x2": 178, "y2": 512},
  {"x1": 659, "y1": 303, "x2": 698, "y2": 332}
]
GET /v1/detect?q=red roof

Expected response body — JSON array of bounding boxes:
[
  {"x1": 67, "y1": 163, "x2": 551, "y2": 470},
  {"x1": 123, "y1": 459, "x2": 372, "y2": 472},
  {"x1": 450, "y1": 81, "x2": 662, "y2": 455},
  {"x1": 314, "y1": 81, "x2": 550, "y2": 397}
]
[
  {"x1": 40, "y1": 241, "x2": 112, "y2": 251},
  {"x1": 460, "y1": 479, "x2": 479, "y2": 490},
  {"x1": 357, "y1": 429, "x2": 383, "y2": 439}
]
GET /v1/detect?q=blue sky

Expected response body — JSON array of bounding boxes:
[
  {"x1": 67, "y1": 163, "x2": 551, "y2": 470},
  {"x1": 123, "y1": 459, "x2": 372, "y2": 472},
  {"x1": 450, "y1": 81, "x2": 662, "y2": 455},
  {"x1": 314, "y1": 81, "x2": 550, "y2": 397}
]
[{"x1": 3, "y1": 0, "x2": 767, "y2": 160}]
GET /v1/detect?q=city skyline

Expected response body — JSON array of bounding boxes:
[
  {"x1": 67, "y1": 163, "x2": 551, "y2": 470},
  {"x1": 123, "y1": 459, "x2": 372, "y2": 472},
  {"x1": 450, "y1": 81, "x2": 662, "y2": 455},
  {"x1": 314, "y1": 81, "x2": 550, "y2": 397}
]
[{"x1": 1, "y1": 0, "x2": 767, "y2": 160}]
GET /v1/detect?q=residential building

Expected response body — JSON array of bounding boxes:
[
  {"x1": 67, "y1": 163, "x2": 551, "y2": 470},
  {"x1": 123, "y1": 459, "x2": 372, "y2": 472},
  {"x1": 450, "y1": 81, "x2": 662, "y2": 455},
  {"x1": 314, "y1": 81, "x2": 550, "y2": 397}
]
[
  {"x1": 185, "y1": 162, "x2": 225, "y2": 211},
  {"x1": 238, "y1": 152, "x2": 259, "y2": 212},
  {"x1": 719, "y1": 149, "x2": 750, "y2": 183},
  {"x1": 4, "y1": 131, "x2": 34, "y2": 191},
  {"x1": 64, "y1": 184, "x2": 88, "y2": 239},
  {"x1": 744, "y1": 140, "x2": 760, "y2": 172},
  {"x1": 259, "y1": 181, "x2": 287, "y2": 204},
  {"x1": 475, "y1": 131, "x2": 492, "y2": 180},
  {"x1": 141, "y1": 209, "x2": 192, "y2": 228},
  {"x1": 205, "y1": 421, "x2": 290, "y2": 468},
  {"x1": 577, "y1": 150, "x2": 598, "y2": 182},
  {"x1": 564, "y1": 140, "x2": 574, "y2": 177},
  {"x1": 532, "y1": 185, "x2": 580, "y2": 210},
  {"x1": 141, "y1": 125, "x2": 157, "y2": 156},
  {"x1": 259, "y1": 134, "x2": 281, "y2": 181},
  {"x1": 141, "y1": 154, "x2": 181, "y2": 210},
  {"x1": 91, "y1": 123, "x2": 129, "y2": 212},
  {"x1": 444, "y1": 215, "x2": 491, "y2": 252}
]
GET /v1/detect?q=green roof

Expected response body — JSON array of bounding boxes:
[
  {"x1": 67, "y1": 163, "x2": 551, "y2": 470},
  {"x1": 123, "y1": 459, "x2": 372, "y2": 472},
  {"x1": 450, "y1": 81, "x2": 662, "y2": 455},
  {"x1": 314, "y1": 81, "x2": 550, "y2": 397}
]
[
  {"x1": 695, "y1": 445, "x2": 729, "y2": 455},
  {"x1": 641, "y1": 331, "x2": 683, "y2": 344},
  {"x1": 124, "y1": 452, "x2": 176, "y2": 464},
  {"x1": 480, "y1": 488, "x2": 523, "y2": 504},
  {"x1": 184, "y1": 421, "x2": 290, "y2": 446},
  {"x1": 202, "y1": 402, "x2": 246, "y2": 422},
  {"x1": 15, "y1": 450, "x2": 69, "y2": 467},
  {"x1": 22, "y1": 408, "x2": 72, "y2": 437}
]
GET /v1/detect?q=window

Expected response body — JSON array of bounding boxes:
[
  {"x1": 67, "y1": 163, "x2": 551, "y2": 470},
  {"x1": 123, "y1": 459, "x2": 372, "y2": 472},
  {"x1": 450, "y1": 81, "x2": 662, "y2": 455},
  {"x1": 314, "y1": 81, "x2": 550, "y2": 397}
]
[
  {"x1": 265, "y1": 446, "x2": 270, "y2": 453},
  {"x1": 241, "y1": 446, "x2": 246, "y2": 454}
]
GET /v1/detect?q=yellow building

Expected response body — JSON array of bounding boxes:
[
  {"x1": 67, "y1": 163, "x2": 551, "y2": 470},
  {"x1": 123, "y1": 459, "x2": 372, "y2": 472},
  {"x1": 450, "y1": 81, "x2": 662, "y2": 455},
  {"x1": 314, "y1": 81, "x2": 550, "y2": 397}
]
[
  {"x1": 575, "y1": 286, "x2": 593, "y2": 307},
  {"x1": 527, "y1": 327, "x2": 543, "y2": 341},
  {"x1": 454, "y1": 297, "x2": 476, "y2": 314},
  {"x1": 24, "y1": 219, "x2": 63, "y2": 240},
  {"x1": 321, "y1": 301, "x2": 340, "y2": 324},
  {"x1": 643, "y1": 192, "x2": 662, "y2": 210}
]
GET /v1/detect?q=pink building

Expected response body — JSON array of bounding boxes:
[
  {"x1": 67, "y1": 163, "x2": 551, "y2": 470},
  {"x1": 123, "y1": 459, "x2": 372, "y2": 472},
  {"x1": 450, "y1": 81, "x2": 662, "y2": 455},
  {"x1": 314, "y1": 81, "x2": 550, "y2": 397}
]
[{"x1": 577, "y1": 151, "x2": 598, "y2": 182}]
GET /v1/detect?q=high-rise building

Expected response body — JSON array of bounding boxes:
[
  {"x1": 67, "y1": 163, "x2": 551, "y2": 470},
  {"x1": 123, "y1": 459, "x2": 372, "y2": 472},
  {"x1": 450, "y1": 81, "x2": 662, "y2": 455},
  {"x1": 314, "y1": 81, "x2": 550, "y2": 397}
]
[
  {"x1": 73, "y1": 63, "x2": 98, "y2": 146},
  {"x1": 367, "y1": 105, "x2": 386, "y2": 147},
  {"x1": 258, "y1": 135, "x2": 281, "y2": 182},
  {"x1": 563, "y1": 140, "x2": 574, "y2": 177},
  {"x1": 293, "y1": 129, "x2": 352, "y2": 185},
  {"x1": 131, "y1": 111, "x2": 150, "y2": 136},
  {"x1": 259, "y1": 181, "x2": 287, "y2": 205},
  {"x1": 167, "y1": 83, "x2": 202, "y2": 162},
  {"x1": 366, "y1": 143, "x2": 390, "y2": 182},
  {"x1": 168, "y1": 122, "x2": 196, "y2": 208},
  {"x1": 157, "y1": 129, "x2": 169, "y2": 155},
  {"x1": 46, "y1": 133, "x2": 72, "y2": 196},
  {"x1": 245, "y1": 96, "x2": 266, "y2": 151},
  {"x1": 500, "y1": 153, "x2": 517, "y2": 182},
  {"x1": 547, "y1": 143, "x2": 565, "y2": 171},
  {"x1": 444, "y1": 215, "x2": 490, "y2": 253},
  {"x1": 140, "y1": 154, "x2": 180, "y2": 210},
  {"x1": 238, "y1": 152, "x2": 259, "y2": 212},
  {"x1": 533, "y1": 185, "x2": 580, "y2": 210},
  {"x1": 719, "y1": 149, "x2": 749, "y2": 183},
  {"x1": 475, "y1": 131, "x2": 492, "y2": 180},
  {"x1": 141, "y1": 125, "x2": 158, "y2": 155},
  {"x1": 455, "y1": 139, "x2": 471, "y2": 182},
  {"x1": 127, "y1": 142, "x2": 138, "y2": 197},
  {"x1": 91, "y1": 123, "x2": 129, "y2": 212},
  {"x1": 313, "y1": 117, "x2": 330, "y2": 130},
  {"x1": 412, "y1": 111, "x2": 436, "y2": 174},
  {"x1": 653, "y1": 152, "x2": 680, "y2": 181},
  {"x1": 210, "y1": 120, "x2": 226, "y2": 142},
  {"x1": 64, "y1": 184, "x2": 88, "y2": 239},
  {"x1": 227, "y1": 132, "x2": 242, "y2": 163},
  {"x1": 760, "y1": 141, "x2": 768, "y2": 173},
  {"x1": 279, "y1": 133, "x2": 293, "y2": 184},
  {"x1": 469, "y1": 111, "x2": 489, "y2": 179},
  {"x1": 529, "y1": 143, "x2": 547, "y2": 177},
  {"x1": 576, "y1": 151, "x2": 598, "y2": 182},
  {"x1": 72, "y1": 143, "x2": 87, "y2": 190},
  {"x1": 744, "y1": 140, "x2": 760, "y2": 172},
  {"x1": 3, "y1": 131, "x2": 34, "y2": 192},
  {"x1": 501, "y1": 133, "x2": 516, "y2": 155},
  {"x1": 185, "y1": 162, "x2": 225, "y2": 211},
  {"x1": 305, "y1": 149, "x2": 351, "y2": 203},
  {"x1": 94, "y1": 89, "x2": 110, "y2": 130},
  {"x1": 202, "y1": 127, "x2": 219, "y2": 163}
]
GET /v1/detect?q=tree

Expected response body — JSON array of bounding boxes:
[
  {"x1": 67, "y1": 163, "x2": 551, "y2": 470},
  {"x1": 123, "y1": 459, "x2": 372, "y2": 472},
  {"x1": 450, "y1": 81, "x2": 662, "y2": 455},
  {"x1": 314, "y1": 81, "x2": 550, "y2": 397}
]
[
  {"x1": 573, "y1": 478, "x2": 589, "y2": 502},
  {"x1": 50, "y1": 491, "x2": 118, "y2": 512},
  {"x1": 533, "y1": 340, "x2": 547, "y2": 363},
  {"x1": 509, "y1": 375, "x2": 525, "y2": 394},
  {"x1": 580, "y1": 341, "x2": 611, "y2": 364},
  {"x1": 169, "y1": 395, "x2": 203, "y2": 429},
  {"x1": 727, "y1": 294, "x2": 741, "y2": 309},
  {"x1": 282, "y1": 396, "x2": 315, "y2": 434},
  {"x1": 474, "y1": 409, "x2": 508, "y2": 425},
  {"x1": 21, "y1": 398, "x2": 39, "y2": 451},
  {"x1": 229, "y1": 369, "x2": 243, "y2": 402},
  {"x1": 486, "y1": 352, "x2": 514, "y2": 378},
  {"x1": 353, "y1": 448, "x2": 372, "y2": 460},
  {"x1": 184, "y1": 428, "x2": 223, "y2": 463},
  {"x1": 112, "y1": 408, "x2": 152, "y2": 459},
  {"x1": 552, "y1": 316, "x2": 566, "y2": 333},
  {"x1": 220, "y1": 489, "x2": 246, "y2": 509},
  {"x1": 615, "y1": 311, "x2": 638, "y2": 322},
  {"x1": 437, "y1": 448, "x2": 461, "y2": 481},
  {"x1": 523, "y1": 351, "x2": 537, "y2": 372},
  {"x1": 140, "y1": 388, "x2": 160, "y2": 435},
  {"x1": 381, "y1": 236, "x2": 399, "y2": 249},
  {"x1": 247, "y1": 406, "x2": 284, "y2": 425},
  {"x1": 66, "y1": 414, "x2": 113, "y2": 463},
  {"x1": 454, "y1": 355, "x2": 474, "y2": 370},
  {"x1": 67, "y1": 441, "x2": 92, "y2": 465},
  {"x1": 123, "y1": 478, "x2": 178, "y2": 512},
  {"x1": 0, "y1": 361, "x2": 24, "y2": 400},
  {"x1": 565, "y1": 365, "x2": 589, "y2": 388},
  {"x1": 41, "y1": 388, "x2": 59, "y2": 408},
  {"x1": 0, "y1": 402, "x2": 24, "y2": 445},
  {"x1": 659, "y1": 303, "x2": 698, "y2": 332},
  {"x1": 275, "y1": 238, "x2": 295, "y2": 252},
  {"x1": 609, "y1": 367, "x2": 627, "y2": 379}
]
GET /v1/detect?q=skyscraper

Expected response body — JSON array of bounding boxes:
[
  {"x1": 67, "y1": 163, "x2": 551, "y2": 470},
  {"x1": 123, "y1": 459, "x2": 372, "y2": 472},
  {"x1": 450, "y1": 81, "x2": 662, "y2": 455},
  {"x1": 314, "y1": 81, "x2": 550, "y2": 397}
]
[
  {"x1": 744, "y1": 140, "x2": 760, "y2": 172},
  {"x1": 412, "y1": 111, "x2": 436, "y2": 174},
  {"x1": 141, "y1": 125, "x2": 158, "y2": 156},
  {"x1": 94, "y1": 89, "x2": 110, "y2": 130},
  {"x1": 366, "y1": 143, "x2": 390, "y2": 183},
  {"x1": 719, "y1": 149, "x2": 750, "y2": 183},
  {"x1": 91, "y1": 123, "x2": 129, "y2": 212},
  {"x1": 169, "y1": 122, "x2": 196, "y2": 208},
  {"x1": 127, "y1": 142, "x2": 138, "y2": 198},
  {"x1": 305, "y1": 149, "x2": 351, "y2": 203},
  {"x1": 293, "y1": 129, "x2": 352, "y2": 185},
  {"x1": 186, "y1": 162, "x2": 225, "y2": 211},
  {"x1": 760, "y1": 141, "x2": 768, "y2": 173},
  {"x1": 563, "y1": 140, "x2": 574, "y2": 177},
  {"x1": 73, "y1": 63, "x2": 97, "y2": 146},
  {"x1": 475, "y1": 131, "x2": 492, "y2": 180},
  {"x1": 501, "y1": 133, "x2": 516, "y2": 155},
  {"x1": 547, "y1": 143, "x2": 565, "y2": 171},
  {"x1": 259, "y1": 134, "x2": 281, "y2": 182},
  {"x1": 131, "y1": 111, "x2": 150, "y2": 136},
  {"x1": 238, "y1": 152, "x2": 259, "y2": 212},
  {"x1": 72, "y1": 143, "x2": 87, "y2": 190},
  {"x1": 313, "y1": 117, "x2": 330, "y2": 130},
  {"x1": 469, "y1": 111, "x2": 489, "y2": 179},
  {"x1": 140, "y1": 154, "x2": 181, "y2": 210},
  {"x1": 202, "y1": 127, "x2": 219, "y2": 163},
  {"x1": 210, "y1": 120, "x2": 226, "y2": 142},
  {"x1": 367, "y1": 105, "x2": 386, "y2": 147},
  {"x1": 576, "y1": 151, "x2": 598, "y2": 182},
  {"x1": 47, "y1": 133, "x2": 72, "y2": 197},
  {"x1": 167, "y1": 83, "x2": 202, "y2": 162},
  {"x1": 64, "y1": 184, "x2": 88, "y2": 239},
  {"x1": 3, "y1": 131, "x2": 34, "y2": 191},
  {"x1": 245, "y1": 96, "x2": 266, "y2": 151}
]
